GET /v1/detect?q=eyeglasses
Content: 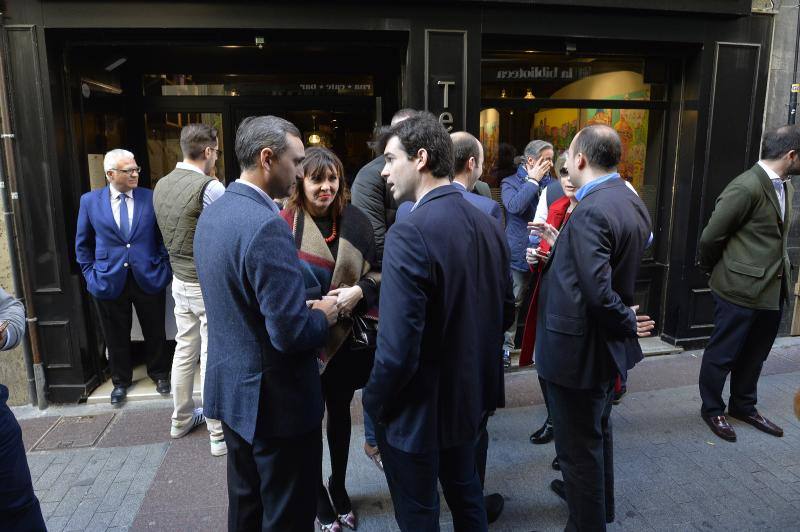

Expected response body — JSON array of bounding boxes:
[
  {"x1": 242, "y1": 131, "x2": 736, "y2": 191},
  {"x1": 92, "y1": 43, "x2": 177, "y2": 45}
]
[
  {"x1": 112, "y1": 167, "x2": 141, "y2": 175},
  {"x1": 208, "y1": 147, "x2": 221, "y2": 155},
  {"x1": 558, "y1": 167, "x2": 569, "y2": 177}
]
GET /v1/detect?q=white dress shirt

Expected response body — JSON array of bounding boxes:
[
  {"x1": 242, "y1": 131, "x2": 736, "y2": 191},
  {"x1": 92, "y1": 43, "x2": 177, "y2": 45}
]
[
  {"x1": 175, "y1": 161, "x2": 226, "y2": 207},
  {"x1": 109, "y1": 183, "x2": 134, "y2": 230},
  {"x1": 757, "y1": 160, "x2": 786, "y2": 220}
]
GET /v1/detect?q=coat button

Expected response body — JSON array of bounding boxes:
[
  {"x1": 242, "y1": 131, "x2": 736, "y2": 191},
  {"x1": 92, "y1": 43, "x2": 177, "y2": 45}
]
[
  {"x1": 123, "y1": 262, "x2": 129, "y2": 268},
  {"x1": 126, "y1": 243, "x2": 131, "y2": 248}
]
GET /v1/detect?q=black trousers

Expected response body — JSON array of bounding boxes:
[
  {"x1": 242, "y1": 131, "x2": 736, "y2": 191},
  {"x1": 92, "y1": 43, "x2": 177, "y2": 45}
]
[
  {"x1": 699, "y1": 293, "x2": 782, "y2": 417},
  {"x1": 377, "y1": 426, "x2": 487, "y2": 532},
  {"x1": 0, "y1": 385, "x2": 46, "y2": 531},
  {"x1": 93, "y1": 273, "x2": 169, "y2": 387},
  {"x1": 546, "y1": 378, "x2": 615, "y2": 532},
  {"x1": 223, "y1": 422, "x2": 321, "y2": 532},
  {"x1": 476, "y1": 413, "x2": 489, "y2": 490}
]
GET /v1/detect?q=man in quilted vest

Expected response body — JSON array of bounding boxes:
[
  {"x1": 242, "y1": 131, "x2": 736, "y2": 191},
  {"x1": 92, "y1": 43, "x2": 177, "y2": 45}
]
[{"x1": 153, "y1": 123, "x2": 227, "y2": 456}]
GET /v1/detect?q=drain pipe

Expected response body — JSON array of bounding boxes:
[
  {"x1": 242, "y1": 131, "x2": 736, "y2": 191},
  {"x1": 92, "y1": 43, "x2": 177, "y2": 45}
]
[
  {"x1": 0, "y1": 14, "x2": 47, "y2": 409},
  {"x1": 790, "y1": 1, "x2": 800, "y2": 124}
]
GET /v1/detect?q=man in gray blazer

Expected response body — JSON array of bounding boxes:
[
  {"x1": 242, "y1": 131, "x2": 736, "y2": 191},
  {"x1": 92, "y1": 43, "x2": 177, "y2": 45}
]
[
  {"x1": 0, "y1": 287, "x2": 46, "y2": 530},
  {"x1": 195, "y1": 116, "x2": 338, "y2": 531}
]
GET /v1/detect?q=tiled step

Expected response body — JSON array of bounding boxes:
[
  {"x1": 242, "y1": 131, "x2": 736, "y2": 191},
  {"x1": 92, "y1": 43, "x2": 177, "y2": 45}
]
[{"x1": 86, "y1": 364, "x2": 201, "y2": 405}]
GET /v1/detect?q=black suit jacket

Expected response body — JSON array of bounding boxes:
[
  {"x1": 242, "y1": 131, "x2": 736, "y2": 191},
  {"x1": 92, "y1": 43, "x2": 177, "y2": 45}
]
[
  {"x1": 363, "y1": 185, "x2": 514, "y2": 454},
  {"x1": 536, "y1": 178, "x2": 651, "y2": 389}
]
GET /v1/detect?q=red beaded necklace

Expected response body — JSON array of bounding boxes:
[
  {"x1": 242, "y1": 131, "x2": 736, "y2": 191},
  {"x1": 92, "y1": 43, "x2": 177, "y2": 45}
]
[{"x1": 324, "y1": 217, "x2": 338, "y2": 244}]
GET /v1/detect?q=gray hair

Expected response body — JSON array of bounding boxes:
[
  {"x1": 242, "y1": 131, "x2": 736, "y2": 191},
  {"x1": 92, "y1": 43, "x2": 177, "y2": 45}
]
[
  {"x1": 235, "y1": 116, "x2": 301, "y2": 171},
  {"x1": 523, "y1": 140, "x2": 553, "y2": 159},
  {"x1": 103, "y1": 149, "x2": 135, "y2": 173}
]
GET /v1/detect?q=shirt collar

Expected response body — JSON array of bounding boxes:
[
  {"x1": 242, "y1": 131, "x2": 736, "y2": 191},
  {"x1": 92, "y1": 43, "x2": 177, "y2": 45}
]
[
  {"x1": 452, "y1": 180, "x2": 467, "y2": 191},
  {"x1": 575, "y1": 172, "x2": 619, "y2": 202},
  {"x1": 235, "y1": 179, "x2": 279, "y2": 213},
  {"x1": 757, "y1": 160, "x2": 785, "y2": 183},
  {"x1": 108, "y1": 183, "x2": 131, "y2": 200},
  {"x1": 176, "y1": 161, "x2": 208, "y2": 176}
]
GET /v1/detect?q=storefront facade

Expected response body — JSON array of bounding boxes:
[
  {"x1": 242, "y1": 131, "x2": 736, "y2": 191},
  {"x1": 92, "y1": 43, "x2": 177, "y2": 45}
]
[{"x1": 0, "y1": 0, "x2": 776, "y2": 402}]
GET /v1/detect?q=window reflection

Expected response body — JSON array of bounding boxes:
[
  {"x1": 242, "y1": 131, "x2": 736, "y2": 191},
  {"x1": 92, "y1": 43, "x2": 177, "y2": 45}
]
[{"x1": 145, "y1": 112, "x2": 224, "y2": 183}]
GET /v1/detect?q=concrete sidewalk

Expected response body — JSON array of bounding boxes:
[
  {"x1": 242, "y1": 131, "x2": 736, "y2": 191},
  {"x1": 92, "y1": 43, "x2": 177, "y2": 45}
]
[{"x1": 16, "y1": 339, "x2": 800, "y2": 531}]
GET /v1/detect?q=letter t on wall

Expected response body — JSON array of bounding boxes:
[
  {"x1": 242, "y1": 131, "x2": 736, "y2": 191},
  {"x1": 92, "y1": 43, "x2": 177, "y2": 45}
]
[{"x1": 437, "y1": 80, "x2": 455, "y2": 109}]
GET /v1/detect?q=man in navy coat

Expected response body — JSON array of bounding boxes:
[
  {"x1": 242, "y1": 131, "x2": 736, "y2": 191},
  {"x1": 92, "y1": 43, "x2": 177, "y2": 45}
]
[
  {"x1": 535, "y1": 125, "x2": 653, "y2": 531},
  {"x1": 194, "y1": 116, "x2": 338, "y2": 531},
  {"x1": 396, "y1": 131, "x2": 503, "y2": 228},
  {"x1": 362, "y1": 113, "x2": 513, "y2": 531},
  {"x1": 75, "y1": 149, "x2": 172, "y2": 405}
]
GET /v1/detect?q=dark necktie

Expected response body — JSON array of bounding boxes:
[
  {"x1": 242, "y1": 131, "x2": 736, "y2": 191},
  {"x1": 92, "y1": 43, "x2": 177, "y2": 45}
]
[{"x1": 119, "y1": 194, "x2": 130, "y2": 239}]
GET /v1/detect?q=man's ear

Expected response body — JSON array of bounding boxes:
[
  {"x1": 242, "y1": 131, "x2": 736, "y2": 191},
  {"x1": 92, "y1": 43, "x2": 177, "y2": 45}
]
[
  {"x1": 467, "y1": 156, "x2": 476, "y2": 173},
  {"x1": 260, "y1": 147, "x2": 274, "y2": 169},
  {"x1": 416, "y1": 148, "x2": 429, "y2": 172},
  {"x1": 575, "y1": 153, "x2": 587, "y2": 171}
]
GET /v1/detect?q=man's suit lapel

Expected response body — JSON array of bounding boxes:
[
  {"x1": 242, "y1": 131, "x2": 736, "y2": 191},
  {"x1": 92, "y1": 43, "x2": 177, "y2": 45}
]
[
  {"x1": 101, "y1": 186, "x2": 125, "y2": 242},
  {"x1": 753, "y1": 164, "x2": 783, "y2": 223},
  {"x1": 784, "y1": 179, "x2": 793, "y2": 230},
  {"x1": 128, "y1": 187, "x2": 145, "y2": 240}
]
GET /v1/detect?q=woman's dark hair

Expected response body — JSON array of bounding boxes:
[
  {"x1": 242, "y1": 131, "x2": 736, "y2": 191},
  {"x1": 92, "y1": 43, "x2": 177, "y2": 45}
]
[
  {"x1": 379, "y1": 111, "x2": 453, "y2": 179},
  {"x1": 286, "y1": 147, "x2": 349, "y2": 219}
]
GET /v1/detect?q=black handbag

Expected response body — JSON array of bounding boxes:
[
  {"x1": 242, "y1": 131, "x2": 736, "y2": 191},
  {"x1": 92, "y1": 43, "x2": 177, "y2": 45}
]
[{"x1": 350, "y1": 312, "x2": 378, "y2": 350}]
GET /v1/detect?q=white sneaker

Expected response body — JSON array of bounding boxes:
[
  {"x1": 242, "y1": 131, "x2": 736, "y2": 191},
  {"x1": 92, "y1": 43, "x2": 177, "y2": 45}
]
[
  {"x1": 170, "y1": 407, "x2": 205, "y2": 439},
  {"x1": 210, "y1": 438, "x2": 227, "y2": 457}
]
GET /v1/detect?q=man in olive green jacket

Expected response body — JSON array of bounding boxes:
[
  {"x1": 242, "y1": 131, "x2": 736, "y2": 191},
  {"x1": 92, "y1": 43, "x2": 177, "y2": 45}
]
[{"x1": 697, "y1": 125, "x2": 800, "y2": 443}]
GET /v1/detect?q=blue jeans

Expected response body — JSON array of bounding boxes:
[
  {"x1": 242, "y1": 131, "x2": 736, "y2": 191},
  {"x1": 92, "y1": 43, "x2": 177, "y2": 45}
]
[{"x1": 363, "y1": 409, "x2": 377, "y2": 446}]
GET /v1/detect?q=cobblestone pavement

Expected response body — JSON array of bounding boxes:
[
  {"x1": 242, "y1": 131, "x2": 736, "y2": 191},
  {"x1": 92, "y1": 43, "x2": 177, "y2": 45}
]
[{"x1": 16, "y1": 340, "x2": 800, "y2": 531}]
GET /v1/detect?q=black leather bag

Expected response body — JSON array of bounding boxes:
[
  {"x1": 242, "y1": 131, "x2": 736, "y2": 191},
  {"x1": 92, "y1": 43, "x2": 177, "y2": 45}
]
[{"x1": 350, "y1": 313, "x2": 378, "y2": 351}]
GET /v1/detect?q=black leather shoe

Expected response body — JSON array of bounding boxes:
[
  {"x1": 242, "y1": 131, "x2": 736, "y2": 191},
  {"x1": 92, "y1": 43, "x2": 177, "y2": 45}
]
[
  {"x1": 728, "y1": 410, "x2": 784, "y2": 437},
  {"x1": 551, "y1": 456, "x2": 560, "y2": 471},
  {"x1": 529, "y1": 417, "x2": 553, "y2": 444},
  {"x1": 484, "y1": 493, "x2": 504, "y2": 524},
  {"x1": 550, "y1": 479, "x2": 566, "y2": 502},
  {"x1": 110, "y1": 386, "x2": 127, "y2": 406},
  {"x1": 702, "y1": 414, "x2": 736, "y2": 442},
  {"x1": 156, "y1": 379, "x2": 170, "y2": 395}
]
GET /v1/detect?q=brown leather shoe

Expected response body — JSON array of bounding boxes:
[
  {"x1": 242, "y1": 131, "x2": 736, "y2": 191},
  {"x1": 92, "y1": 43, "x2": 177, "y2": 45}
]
[
  {"x1": 702, "y1": 414, "x2": 737, "y2": 442},
  {"x1": 728, "y1": 410, "x2": 784, "y2": 437}
]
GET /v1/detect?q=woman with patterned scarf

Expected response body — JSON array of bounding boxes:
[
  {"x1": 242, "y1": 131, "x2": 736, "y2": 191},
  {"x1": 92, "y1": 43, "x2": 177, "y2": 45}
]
[{"x1": 280, "y1": 147, "x2": 379, "y2": 532}]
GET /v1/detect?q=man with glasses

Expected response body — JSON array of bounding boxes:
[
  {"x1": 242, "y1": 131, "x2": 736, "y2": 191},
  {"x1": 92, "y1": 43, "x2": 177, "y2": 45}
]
[
  {"x1": 154, "y1": 123, "x2": 228, "y2": 456},
  {"x1": 76, "y1": 149, "x2": 172, "y2": 406}
]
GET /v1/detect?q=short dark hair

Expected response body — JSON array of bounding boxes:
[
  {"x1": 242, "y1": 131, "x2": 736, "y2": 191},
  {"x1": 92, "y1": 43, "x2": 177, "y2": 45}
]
[
  {"x1": 235, "y1": 115, "x2": 301, "y2": 171},
  {"x1": 379, "y1": 111, "x2": 453, "y2": 179},
  {"x1": 451, "y1": 132, "x2": 482, "y2": 175},
  {"x1": 391, "y1": 108, "x2": 417, "y2": 124},
  {"x1": 573, "y1": 125, "x2": 622, "y2": 171},
  {"x1": 761, "y1": 125, "x2": 800, "y2": 160},
  {"x1": 286, "y1": 147, "x2": 349, "y2": 219},
  {"x1": 180, "y1": 123, "x2": 218, "y2": 160}
]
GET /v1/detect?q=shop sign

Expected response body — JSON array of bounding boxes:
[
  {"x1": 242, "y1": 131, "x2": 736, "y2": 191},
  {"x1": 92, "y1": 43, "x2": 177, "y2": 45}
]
[{"x1": 489, "y1": 65, "x2": 592, "y2": 82}]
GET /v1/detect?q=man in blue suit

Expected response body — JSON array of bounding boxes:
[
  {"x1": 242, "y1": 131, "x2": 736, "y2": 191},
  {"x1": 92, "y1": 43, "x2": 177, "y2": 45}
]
[
  {"x1": 363, "y1": 113, "x2": 513, "y2": 531},
  {"x1": 75, "y1": 149, "x2": 172, "y2": 406},
  {"x1": 194, "y1": 116, "x2": 338, "y2": 531},
  {"x1": 535, "y1": 125, "x2": 654, "y2": 531}
]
